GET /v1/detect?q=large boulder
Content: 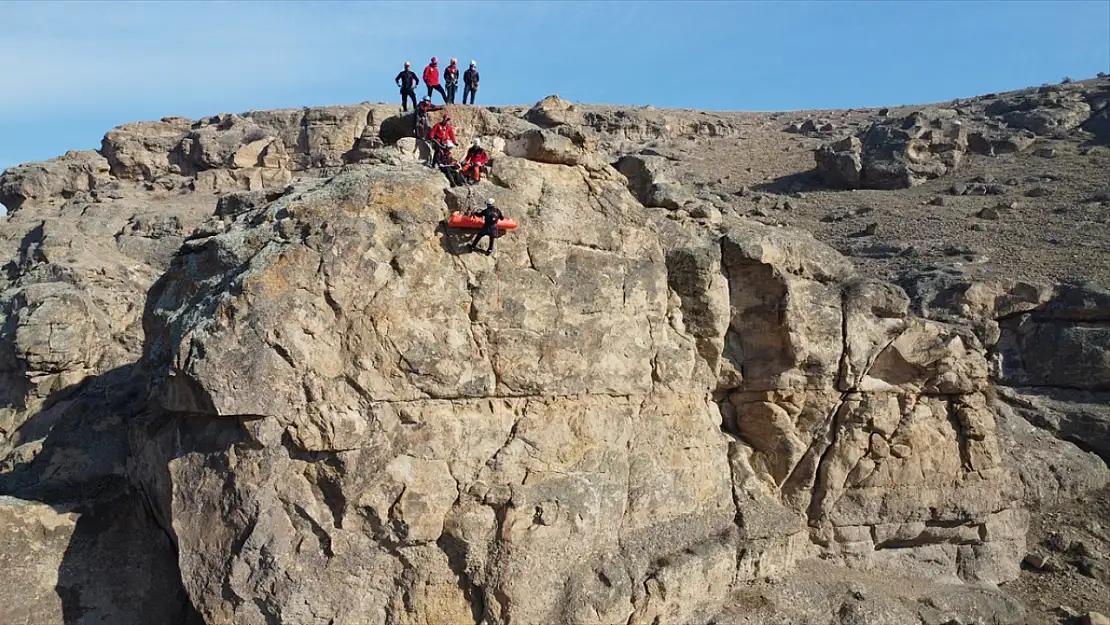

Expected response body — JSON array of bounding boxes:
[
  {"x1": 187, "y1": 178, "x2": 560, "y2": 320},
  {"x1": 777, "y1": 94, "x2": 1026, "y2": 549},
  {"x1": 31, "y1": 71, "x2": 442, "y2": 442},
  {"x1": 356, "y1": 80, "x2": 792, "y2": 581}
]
[
  {"x1": 136, "y1": 164, "x2": 743, "y2": 625},
  {"x1": 100, "y1": 118, "x2": 193, "y2": 180},
  {"x1": 613, "y1": 153, "x2": 695, "y2": 209},
  {"x1": 816, "y1": 111, "x2": 968, "y2": 189},
  {"x1": 0, "y1": 151, "x2": 110, "y2": 213},
  {"x1": 175, "y1": 113, "x2": 272, "y2": 171},
  {"x1": 506, "y1": 128, "x2": 598, "y2": 167},
  {"x1": 815, "y1": 136, "x2": 863, "y2": 188},
  {"x1": 966, "y1": 126, "x2": 1037, "y2": 156},
  {"x1": 525, "y1": 95, "x2": 582, "y2": 128},
  {"x1": 995, "y1": 285, "x2": 1110, "y2": 392},
  {"x1": 986, "y1": 89, "x2": 1092, "y2": 136},
  {"x1": 125, "y1": 159, "x2": 1037, "y2": 625}
]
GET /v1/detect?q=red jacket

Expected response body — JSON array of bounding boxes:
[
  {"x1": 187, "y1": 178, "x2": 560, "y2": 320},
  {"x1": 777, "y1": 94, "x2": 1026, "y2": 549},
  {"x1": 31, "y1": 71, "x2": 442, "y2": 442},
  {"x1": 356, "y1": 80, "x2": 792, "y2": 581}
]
[
  {"x1": 423, "y1": 64, "x2": 440, "y2": 86},
  {"x1": 463, "y1": 147, "x2": 489, "y2": 167},
  {"x1": 430, "y1": 121, "x2": 456, "y2": 145}
]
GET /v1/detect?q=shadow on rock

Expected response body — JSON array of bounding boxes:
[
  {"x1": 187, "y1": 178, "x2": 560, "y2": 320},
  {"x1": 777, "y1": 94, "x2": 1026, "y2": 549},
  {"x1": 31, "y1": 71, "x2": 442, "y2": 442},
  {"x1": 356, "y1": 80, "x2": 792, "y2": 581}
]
[
  {"x1": 0, "y1": 363, "x2": 202, "y2": 625},
  {"x1": 752, "y1": 170, "x2": 825, "y2": 195},
  {"x1": 436, "y1": 220, "x2": 505, "y2": 257}
]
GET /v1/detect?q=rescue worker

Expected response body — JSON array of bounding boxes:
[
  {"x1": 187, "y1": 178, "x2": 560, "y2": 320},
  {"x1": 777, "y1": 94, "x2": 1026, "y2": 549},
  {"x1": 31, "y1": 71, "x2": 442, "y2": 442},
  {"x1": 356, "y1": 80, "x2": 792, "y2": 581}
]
[
  {"x1": 395, "y1": 61, "x2": 420, "y2": 112},
  {"x1": 461, "y1": 139, "x2": 490, "y2": 184},
  {"x1": 437, "y1": 142, "x2": 465, "y2": 186},
  {"x1": 414, "y1": 96, "x2": 442, "y2": 139},
  {"x1": 470, "y1": 198, "x2": 503, "y2": 256},
  {"x1": 423, "y1": 56, "x2": 447, "y2": 103},
  {"x1": 444, "y1": 58, "x2": 460, "y2": 104},
  {"x1": 428, "y1": 113, "x2": 458, "y2": 166},
  {"x1": 463, "y1": 61, "x2": 480, "y2": 105}
]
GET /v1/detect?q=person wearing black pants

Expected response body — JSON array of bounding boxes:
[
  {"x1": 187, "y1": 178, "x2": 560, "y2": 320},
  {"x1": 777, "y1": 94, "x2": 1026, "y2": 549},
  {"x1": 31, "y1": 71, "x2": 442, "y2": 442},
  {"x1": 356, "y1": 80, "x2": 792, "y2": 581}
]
[
  {"x1": 423, "y1": 57, "x2": 448, "y2": 104},
  {"x1": 470, "y1": 198, "x2": 502, "y2": 256},
  {"x1": 395, "y1": 62, "x2": 420, "y2": 111},
  {"x1": 463, "y1": 61, "x2": 480, "y2": 105},
  {"x1": 444, "y1": 59, "x2": 460, "y2": 104}
]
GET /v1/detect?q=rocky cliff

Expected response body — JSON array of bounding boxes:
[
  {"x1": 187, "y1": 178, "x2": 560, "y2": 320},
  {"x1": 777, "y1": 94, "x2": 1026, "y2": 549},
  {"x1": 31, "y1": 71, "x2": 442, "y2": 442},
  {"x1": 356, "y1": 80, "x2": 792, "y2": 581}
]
[{"x1": 2, "y1": 79, "x2": 1109, "y2": 625}]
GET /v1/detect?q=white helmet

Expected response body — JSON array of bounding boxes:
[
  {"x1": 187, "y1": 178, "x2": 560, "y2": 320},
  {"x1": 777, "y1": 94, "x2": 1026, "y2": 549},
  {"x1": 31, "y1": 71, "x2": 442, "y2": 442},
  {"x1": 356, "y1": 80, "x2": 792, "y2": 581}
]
[
  {"x1": 445, "y1": 141, "x2": 455, "y2": 149},
  {"x1": 471, "y1": 139, "x2": 482, "y2": 148},
  {"x1": 486, "y1": 198, "x2": 496, "y2": 207},
  {"x1": 470, "y1": 60, "x2": 477, "y2": 67}
]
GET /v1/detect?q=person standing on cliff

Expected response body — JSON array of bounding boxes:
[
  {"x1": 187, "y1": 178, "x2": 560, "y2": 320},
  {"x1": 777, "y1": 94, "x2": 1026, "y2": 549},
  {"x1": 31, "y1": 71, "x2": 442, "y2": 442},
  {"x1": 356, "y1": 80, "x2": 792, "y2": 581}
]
[
  {"x1": 444, "y1": 59, "x2": 460, "y2": 104},
  {"x1": 423, "y1": 57, "x2": 448, "y2": 104},
  {"x1": 463, "y1": 61, "x2": 480, "y2": 105},
  {"x1": 469, "y1": 198, "x2": 503, "y2": 256},
  {"x1": 395, "y1": 61, "x2": 420, "y2": 112}
]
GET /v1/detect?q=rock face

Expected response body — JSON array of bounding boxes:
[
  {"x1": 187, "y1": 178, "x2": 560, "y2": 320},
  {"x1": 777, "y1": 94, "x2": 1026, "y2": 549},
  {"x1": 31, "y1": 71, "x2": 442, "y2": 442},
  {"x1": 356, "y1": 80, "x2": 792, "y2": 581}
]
[
  {"x1": 131, "y1": 163, "x2": 1025, "y2": 624},
  {"x1": 2, "y1": 80, "x2": 1109, "y2": 625}
]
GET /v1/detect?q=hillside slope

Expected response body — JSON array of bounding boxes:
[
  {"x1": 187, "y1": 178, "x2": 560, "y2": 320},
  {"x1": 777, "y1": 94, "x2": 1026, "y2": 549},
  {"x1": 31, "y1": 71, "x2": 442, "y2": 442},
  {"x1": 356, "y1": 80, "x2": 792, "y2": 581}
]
[{"x1": 1, "y1": 76, "x2": 1109, "y2": 625}]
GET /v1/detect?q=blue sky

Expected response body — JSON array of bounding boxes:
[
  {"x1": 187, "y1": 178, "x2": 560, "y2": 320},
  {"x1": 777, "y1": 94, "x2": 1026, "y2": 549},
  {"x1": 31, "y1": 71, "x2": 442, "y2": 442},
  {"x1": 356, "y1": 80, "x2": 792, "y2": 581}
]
[{"x1": 0, "y1": 0, "x2": 1107, "y2": 174}]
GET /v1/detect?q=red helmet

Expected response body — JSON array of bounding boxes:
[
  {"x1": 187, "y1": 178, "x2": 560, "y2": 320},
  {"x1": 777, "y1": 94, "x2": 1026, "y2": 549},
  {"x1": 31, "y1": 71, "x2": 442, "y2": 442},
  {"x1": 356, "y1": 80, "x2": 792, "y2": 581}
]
[
  {"x1": 442, "y1": 113, "x2": 450, "y2": 122},
  {"x1": 431, "y1": 56, "x2": 438, "y2": 64}
]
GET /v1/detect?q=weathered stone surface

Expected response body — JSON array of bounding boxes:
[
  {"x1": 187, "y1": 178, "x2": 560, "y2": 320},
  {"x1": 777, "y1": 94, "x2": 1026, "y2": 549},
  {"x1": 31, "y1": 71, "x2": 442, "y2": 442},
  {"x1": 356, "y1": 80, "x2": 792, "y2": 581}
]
[
  {"x1": 860, "y1": 111, "x2": 968, "y2": 189},
  {"x1": 967, "y1": 127, "x2": 1037, "y2": 156},
  {"x1": 995, "y1": 399, "x2": 1110, "y2": 507},
  {"x1": 0, "y1": 151, "x2": 110, "y2": 213},
  {"x1": 986, "y1": 90, "x2": 1092, "y2": 136},
  {"x1": 815, "y1": 136, "x2": 863, "y2": 188},
  {"x1": 710, "y1": 563, "x2": 1027, "y2": 625},
  {"x1": 526, "y1": 95, "x2": 582, "y2": 128},
  {"x1": 100, "y1": 117, "x2": 193, "y2": 180},
  {"x1": 614, "y1": 153, "x2": 675, "y2": 206},
  {"x1": 816, "y1": 111, "x2": 968, "y2": 189},
  {"x1": 507, "y1": 128, "x2": 595, "y2": 166},
  {"x1": 995, "y1": 286, "x2": 1110, "y2": 391},
  {"x1": 116, "y1": 152, "x2": 1028, "y2": 623}
]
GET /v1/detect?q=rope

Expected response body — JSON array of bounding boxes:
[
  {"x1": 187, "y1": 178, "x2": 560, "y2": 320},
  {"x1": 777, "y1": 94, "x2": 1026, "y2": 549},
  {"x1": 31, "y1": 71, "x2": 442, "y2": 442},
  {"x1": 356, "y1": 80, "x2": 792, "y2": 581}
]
[
  {"x1": 492, "y1": 263, "x2": 508, "y2": 621},
  {"x1": 492, "y1": 256, "x2": 502, "y2": 395},
  {"x1": 499, "y1": 502, "x2": 511, "y2": 623}
]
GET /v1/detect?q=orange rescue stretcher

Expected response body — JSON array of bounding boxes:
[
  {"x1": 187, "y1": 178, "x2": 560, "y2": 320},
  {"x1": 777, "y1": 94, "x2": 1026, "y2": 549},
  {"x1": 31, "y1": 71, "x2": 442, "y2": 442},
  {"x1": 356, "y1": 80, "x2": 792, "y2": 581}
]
[{"x1": 447, "y1": 211, "x2": 519, "y2": 230}]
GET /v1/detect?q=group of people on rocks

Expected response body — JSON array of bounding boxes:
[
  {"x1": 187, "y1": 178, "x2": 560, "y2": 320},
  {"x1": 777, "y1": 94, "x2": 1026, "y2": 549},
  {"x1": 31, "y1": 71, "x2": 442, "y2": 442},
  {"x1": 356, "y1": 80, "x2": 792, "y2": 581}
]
[
  {"x1": 395, "y1": 57, "x2": 479, "y2": 109},
  {"x1": 409, "y1": 101, "x2": 490, "y2": 187},
  {"x1": 395, "y1": 59, "x2": 490, "y2": 186},
  {"x1": 402, "y1": 76, "x2": 491, "y2": 188},
  {"x1": 393, "y1": 58, "x2": 501, "y2": 256}
]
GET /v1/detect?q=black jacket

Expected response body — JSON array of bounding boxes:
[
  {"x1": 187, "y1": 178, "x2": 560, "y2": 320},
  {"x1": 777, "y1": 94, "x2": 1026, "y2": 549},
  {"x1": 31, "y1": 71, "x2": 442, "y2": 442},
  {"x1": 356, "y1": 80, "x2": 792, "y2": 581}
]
[
  {"x1": 395, "y1": 70, "x2": 420, "y2": 91},
  {"x1": 481, "y1": 205, "x2": 502, "y2": 227},
  {"x1": 464, "y1": 68, "x2": 480, "y2": 87}
]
